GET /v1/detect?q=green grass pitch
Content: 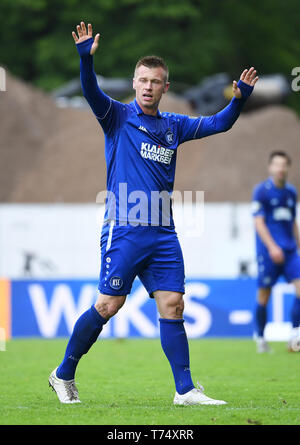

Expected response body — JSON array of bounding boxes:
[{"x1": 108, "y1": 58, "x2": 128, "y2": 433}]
[{"x1": 0, "y1": 338, "x2": 300, "y2": 425}]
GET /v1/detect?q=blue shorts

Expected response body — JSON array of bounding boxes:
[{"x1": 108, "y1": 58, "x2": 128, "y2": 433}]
[
  {"x1": 257, "y1": 249, "x2": 300, "y2": 288},
  {"x1": 98, "y1": 222, "x2": 185, "y2": 297}
]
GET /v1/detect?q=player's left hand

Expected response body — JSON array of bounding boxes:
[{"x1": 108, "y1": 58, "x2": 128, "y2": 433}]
[
  {"x1": 232, "y1": 67, "x2": 259, "y2": 99},
  {"x1": 72, "y1": 22, "x2": 100, "y2": 55}
]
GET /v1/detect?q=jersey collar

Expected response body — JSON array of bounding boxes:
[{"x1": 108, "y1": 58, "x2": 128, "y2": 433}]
[
  {"x1": 132, "y1": 98, "x2": 162, "y2": 118},
  {"x1": 268, "y1": 176, "x2": 286, "y2": 190}
]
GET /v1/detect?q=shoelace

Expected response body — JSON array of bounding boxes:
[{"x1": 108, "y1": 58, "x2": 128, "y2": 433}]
[
  {"x1": 64, "y1": 380, "x2": 79, "y2": 400},
  {"x1": 195, "y1": 381, "x2": 205, "y2": 393}
]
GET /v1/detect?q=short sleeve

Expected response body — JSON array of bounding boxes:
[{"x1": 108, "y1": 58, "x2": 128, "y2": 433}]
[
  {"x1": 252, "y1": 185, "x2": 266, "y2": 218},
  {"x1": 291, "y1": 187, "x2": 298, "y2": 219}
]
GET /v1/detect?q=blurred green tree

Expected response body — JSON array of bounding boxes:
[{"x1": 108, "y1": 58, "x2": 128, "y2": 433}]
[{"x1": 0, "y1": 0, "x2": 299, "y2": 112}]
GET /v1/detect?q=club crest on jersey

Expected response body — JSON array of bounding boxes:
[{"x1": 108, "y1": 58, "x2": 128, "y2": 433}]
[
  {"x1": 140, "y1": 142, "x2": 174, "y2": 165},
  {"x1": 270, "y1": 198, "x2": 279, "y2": 206},
  {"x1": 110, "y1": 276, "x2": 123, "y2": 290},
  {"x1": 165, "y1": 129, "x2": 174, "y2": 144}
]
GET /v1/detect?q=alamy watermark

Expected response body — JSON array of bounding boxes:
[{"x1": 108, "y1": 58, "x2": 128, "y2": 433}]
[
  {"x1": 291, "y1": 67, "x2": 300, "y2": 92},
  {"x1": 0, "y1": 67, "x2": 6, "y2": 91},
  {"x1": 96, "y1": 184, "x2": 205, "y2": 237}
]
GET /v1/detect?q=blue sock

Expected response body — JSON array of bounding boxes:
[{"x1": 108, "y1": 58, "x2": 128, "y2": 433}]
[
  {"x1": 56, "y1": 305, "x2": 107, "y2": 380},
  {"x1": 291, "y1": 297, "x2": 300, "y2": 328},
  {"x1": 159, "y1": 318, "x2": 195, "y2": 395},
  {"x1": 255, "y1": 303, "x2": 267, "y2": 337}
]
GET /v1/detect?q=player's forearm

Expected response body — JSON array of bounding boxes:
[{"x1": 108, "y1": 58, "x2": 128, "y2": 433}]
[
  {"x1": 255, "y1": 217, "x2": 278, "y2": 251},
  {"x1": 76, "y1": 38, "x2": 111, "y2": 118},
  {"x1": 293, "y1": 221, "x2": 300, "y2": 248},
  {"x1": 198, "y1": 80, "x2": 253, "y2": 137}
]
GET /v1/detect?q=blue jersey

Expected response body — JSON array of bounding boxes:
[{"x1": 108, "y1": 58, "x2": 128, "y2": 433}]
[
  {"x1": 77, "y1": 38, "x2": 253, "y2": 226},
  {"x1": 252, "y1": 177, "x2": 298, "y2": 253}
]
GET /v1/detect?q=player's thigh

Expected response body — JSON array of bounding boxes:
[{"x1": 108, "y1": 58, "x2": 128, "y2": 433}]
[
  {"x1": 257, "y1": 253, "x2": 281, "y2": 289},
  {"x1": 138, "y1": 226, "x2": 185, "y2": 299},
  {"x1": 95, "y1": 293, "x2": 126, "y2": 319},
  {"x1": 292, "y1": 279, "x2": 300, "y2": 298},
  {"x1": 99, "y1": 223, "x2": 150, "y2": 297},
  {"x1": 153, "y1": 290, "x2": 185, "y2": 319}
]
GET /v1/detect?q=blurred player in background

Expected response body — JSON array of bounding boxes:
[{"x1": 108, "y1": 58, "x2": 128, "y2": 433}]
[
  {"x1": 252, "y1": 151, "x2": 300, "y2": 353},
  {"x1": 49, "y1": 21, "x2": 258, "y2": 404}
]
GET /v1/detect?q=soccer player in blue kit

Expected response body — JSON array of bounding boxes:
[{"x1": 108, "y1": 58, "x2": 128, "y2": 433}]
[
  {"x1": 252, "y1": 151, "x2": 300, "y2": 353},
  {"x1": 49, "y1": 22, "x2": 258, "y2": 404}
]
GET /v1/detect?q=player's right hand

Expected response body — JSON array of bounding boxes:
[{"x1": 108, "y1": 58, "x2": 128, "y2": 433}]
[
  {"x1": 268, "y1": 244, "x2": 285, "y2": 264},
  {"x1": 72, "y1": 22, "x2": 100, "y2": 55}
]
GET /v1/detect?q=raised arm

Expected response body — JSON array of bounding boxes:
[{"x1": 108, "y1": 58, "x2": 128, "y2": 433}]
[
  {"x1": 199, "y1": 67, "x2": 259, "y2": 137},
  {"x1": 72, "y1": 22, "x2": 111, "y2": 119},
  {"x1": 293, "y1": 220, "x2": 300, "y2": 250},
  {"x1": 179, "y1": 68, "x2": 259, "y2": 143}
]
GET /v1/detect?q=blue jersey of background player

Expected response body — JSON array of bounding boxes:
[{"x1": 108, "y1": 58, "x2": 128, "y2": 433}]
[
  {"x1": 252, "y1": 151, "x2": 300, "y2": 353},
  {"x1": 49, "y1": 22, "x2": 258, "y2": 405}
]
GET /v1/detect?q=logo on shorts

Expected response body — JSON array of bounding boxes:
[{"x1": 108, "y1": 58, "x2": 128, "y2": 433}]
[
  {"x1": 110, "y1": 276, "x2": 123, "y2": 290},
  {"x1": 263, "y1": 276, "x2": 272, "y2": 285}
]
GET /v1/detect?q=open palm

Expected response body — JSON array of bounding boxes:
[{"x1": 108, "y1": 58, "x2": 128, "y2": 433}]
[
  {"x1": 233, "y1": 67, "x2": 259, "y2": 99},
  {"x1": 72, "y1": 22, "x2": 100, "y2": 55}
]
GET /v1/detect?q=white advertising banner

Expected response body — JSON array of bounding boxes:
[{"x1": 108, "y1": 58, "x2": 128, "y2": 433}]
[{"x1": 0, "y1": 203, "x2": 263, "y2": 279}]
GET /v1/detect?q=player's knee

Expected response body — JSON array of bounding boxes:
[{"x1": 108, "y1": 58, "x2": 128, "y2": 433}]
[
  {"x1": 95, "y1": 294, "x2": 126, "y2": 319},
  {"x1": 175, "y1": 298, "x2": 185, "y2": 317},
  {"x1": 94, "y1": 301, "x2": 120, "y2": 319},
  {"x1": 165, "y1": 292, "x2": 185, "y2": 318},
  {"x1": 257, "y1": 288, "x2": 271, "y2": 306}
]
